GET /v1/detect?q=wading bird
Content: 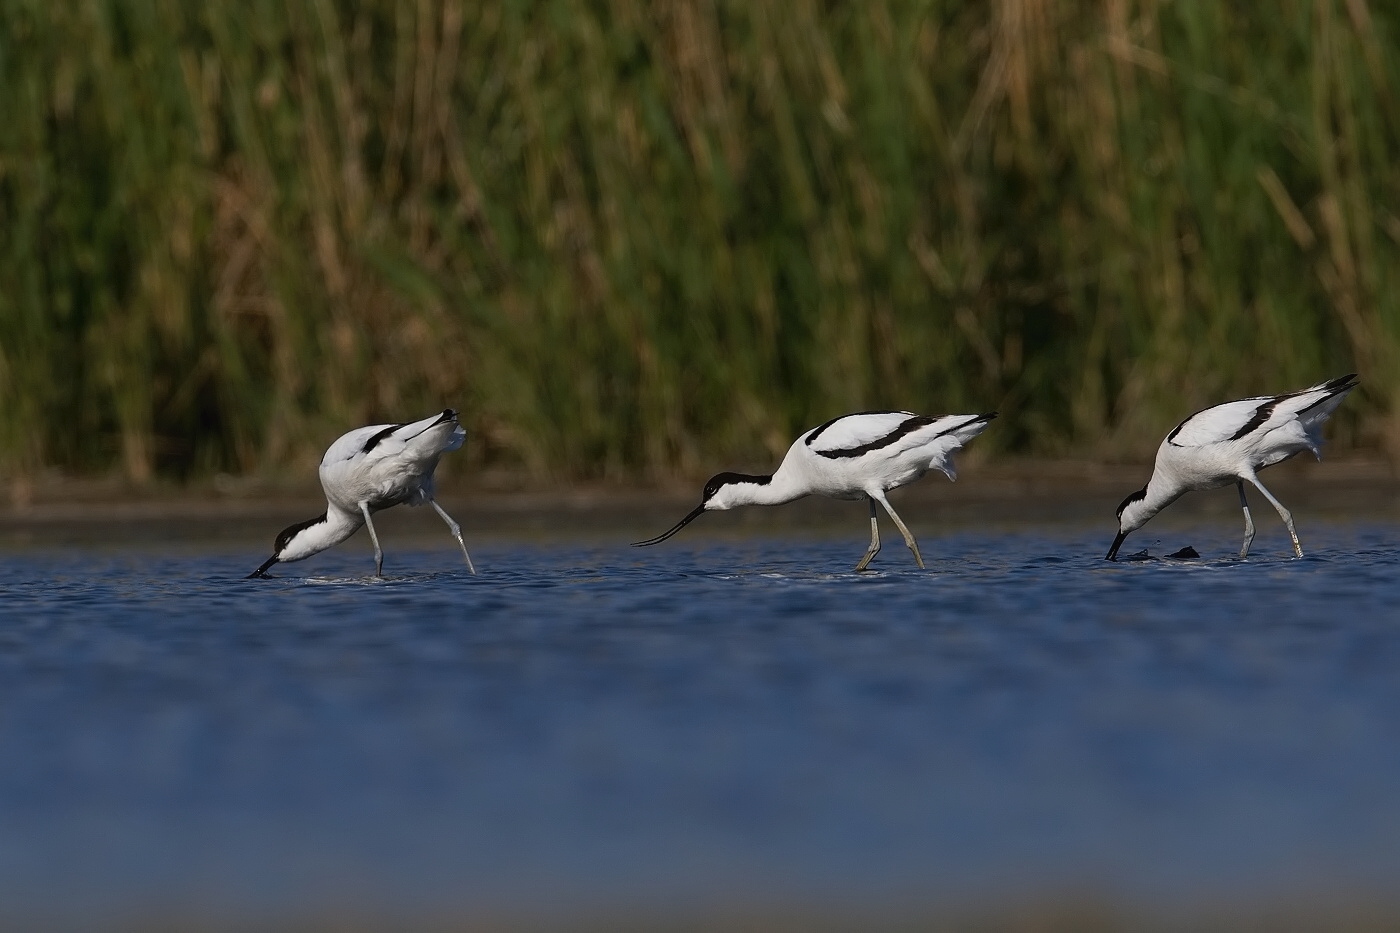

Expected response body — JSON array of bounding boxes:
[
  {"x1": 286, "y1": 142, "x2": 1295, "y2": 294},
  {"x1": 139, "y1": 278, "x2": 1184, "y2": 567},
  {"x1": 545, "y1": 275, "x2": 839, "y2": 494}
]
[
  {"x1": 633, "y1": 410, "x2": 996, "y2": 570},
  {"x1": 248, "y1": 409, "x2": 476, "y2": 578},
  {"x1": 1107, "y1": 374, "x2": 1358, "y2": 561}
]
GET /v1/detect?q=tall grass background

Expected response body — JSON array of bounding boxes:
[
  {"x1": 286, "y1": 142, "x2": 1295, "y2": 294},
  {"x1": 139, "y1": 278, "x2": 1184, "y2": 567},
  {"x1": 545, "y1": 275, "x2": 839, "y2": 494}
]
[{"x1": 0, "y1": 0, "x2": 1396, "y2": 485}]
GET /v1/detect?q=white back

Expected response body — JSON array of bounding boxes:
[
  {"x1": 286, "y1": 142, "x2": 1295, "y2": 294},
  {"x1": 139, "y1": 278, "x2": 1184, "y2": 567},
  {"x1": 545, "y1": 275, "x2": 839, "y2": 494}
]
[
  {"x1": 322, "y1": 411, "x2": 465, "y2": 468},
  {"x1": 802, "y1": 411, "x2": 989, "y2": 457},
  {"x1": 318, "y1": 410, "x2": 465, "y2": 511},
  {"x1": 802, "y1": 411, "x2": 921, "y2": 455},
  {"x1": 1166, "y1": 376, "x2": 1356, "y2": 449}
]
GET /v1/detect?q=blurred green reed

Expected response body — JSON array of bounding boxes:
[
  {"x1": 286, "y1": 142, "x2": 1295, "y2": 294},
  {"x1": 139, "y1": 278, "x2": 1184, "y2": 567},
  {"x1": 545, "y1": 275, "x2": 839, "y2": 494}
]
[{"x1": 0, "y1": 0, "x2": 1396, "y2": 484}]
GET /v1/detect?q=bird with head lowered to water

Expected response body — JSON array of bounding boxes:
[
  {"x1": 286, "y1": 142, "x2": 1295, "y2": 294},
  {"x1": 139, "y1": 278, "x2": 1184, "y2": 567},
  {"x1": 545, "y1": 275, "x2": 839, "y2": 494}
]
[
  {"x1": 1107, "y1": 374, "x2": 1358, "y2": 561},
  {"x1": 634, "y1": 409, "x2": 996, "y2": 570},
  {"x1": 249, "y1": 409, "x2": 476, "y2": 578}
]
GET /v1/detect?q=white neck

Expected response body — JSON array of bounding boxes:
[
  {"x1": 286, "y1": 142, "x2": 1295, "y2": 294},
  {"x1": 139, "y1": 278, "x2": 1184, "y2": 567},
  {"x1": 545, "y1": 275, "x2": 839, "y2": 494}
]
[
  {"x1": 1144, "y1": 470, "x2": 1188, "y2": 513},
  {"x1": 1121, "y1": 472, "x2": 1186, "y2": 533},
  {"x1": 280, "y1": 506, "x2": 364, "y2": 562},
  {"x1": 709, "y1": 471, "x2": 808, "y2": 510}
]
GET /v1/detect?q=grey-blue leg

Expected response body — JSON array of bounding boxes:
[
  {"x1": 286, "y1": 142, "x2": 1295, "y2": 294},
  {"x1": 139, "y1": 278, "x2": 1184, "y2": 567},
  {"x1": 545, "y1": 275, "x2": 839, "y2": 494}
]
[
  {"x1": 855, "y1": 496, "x2": 881, "y2": 572},
  {"x1": 1243, "y1": 473, "x2": 1303, "y2": 558},
  {"x1": 430, "y1": 499, "x2": 476, "y2": 575},
  {"x1": 359, "y1": 501, "x2": 384, "y2": 576},
  {"x1": 1237, "y1": 480, "x2": 1256, "y2": 559},
  {"x1": 872, "y1": 491, "x2": 925, "y2": 570}
]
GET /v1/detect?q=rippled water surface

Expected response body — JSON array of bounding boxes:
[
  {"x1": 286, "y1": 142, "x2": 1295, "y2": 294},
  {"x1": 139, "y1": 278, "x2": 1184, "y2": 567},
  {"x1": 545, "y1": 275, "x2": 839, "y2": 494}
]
[{"x1": 3, "y1": 521, "x2": 1400, "y2": 925}]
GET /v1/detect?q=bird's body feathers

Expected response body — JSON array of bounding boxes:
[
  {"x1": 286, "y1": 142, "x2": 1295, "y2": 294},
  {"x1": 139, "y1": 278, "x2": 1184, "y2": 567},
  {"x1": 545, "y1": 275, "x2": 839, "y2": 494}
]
[
  {"x1": 320, "y1": 411, "x2": 465, "y2": 515},
  {"x1": 1108, "y1": 374, "x2": 1357, "y2": 560},
  {"x1": 634, "y1": 408, "x2": 995, "y2": 569},
  {"x1": 1151, "y1": 374, "x2": 1357, "y2": 494},
  {"x1": 787, "y1": 411, "x2": 994, "y2": 499},
  {"x1": 249, "y1": 409, "x2": 473, "y2": 577}
]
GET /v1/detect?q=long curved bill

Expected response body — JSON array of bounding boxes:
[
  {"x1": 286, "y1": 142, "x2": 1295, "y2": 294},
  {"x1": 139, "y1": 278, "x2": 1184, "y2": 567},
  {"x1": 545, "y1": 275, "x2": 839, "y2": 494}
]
[
  {"x1": 632, "y1": 504, "x2": 706, "y2": 547},
  {"x1": 247, "y1": 555, "x2": 279, "y2": 579},
  {"x1": 1105, "y1": 531, "x2": 1128, "y2": 561}
]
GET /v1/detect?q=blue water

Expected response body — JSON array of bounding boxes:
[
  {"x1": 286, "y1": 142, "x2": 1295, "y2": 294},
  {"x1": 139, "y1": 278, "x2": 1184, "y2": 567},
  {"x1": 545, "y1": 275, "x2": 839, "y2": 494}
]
[{"x1": 3, "y1": 521, "x2": 1400, "y2": 925}]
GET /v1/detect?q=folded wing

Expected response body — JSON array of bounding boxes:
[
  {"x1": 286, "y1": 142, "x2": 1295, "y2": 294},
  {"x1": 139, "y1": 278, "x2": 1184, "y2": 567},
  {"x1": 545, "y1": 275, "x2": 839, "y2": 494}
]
[
  {"x1": 321, "y1": 410, "x2": 464, "y2": 467},
  {"x1": 805, "y1": 410, "x2": 992, "y2": 460},
  {"x1": 1167, "y1": 374, "x2": 1358, "y2": 448}
]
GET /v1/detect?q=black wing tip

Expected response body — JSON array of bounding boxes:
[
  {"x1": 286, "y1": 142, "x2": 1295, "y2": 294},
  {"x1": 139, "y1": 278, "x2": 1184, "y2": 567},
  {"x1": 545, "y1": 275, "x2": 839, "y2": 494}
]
[
  {"x1": 1295, "y1": 373, "x2": 1360, "y2": 416},
  {"x1": 934, "y1": 411, "x2": 997, "y2": 439},
  {"x1": 953, "y1": 411, "x2": 997, "y2": 429}
]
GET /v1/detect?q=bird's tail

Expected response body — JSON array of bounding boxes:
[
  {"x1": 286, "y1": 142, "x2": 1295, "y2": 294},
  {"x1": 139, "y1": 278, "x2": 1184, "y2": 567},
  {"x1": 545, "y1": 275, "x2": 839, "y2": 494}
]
[
  {"x1": 394, "y1": 408, "x2": 465, "y2": 454},
  {"x1": 942, "y1": 411, "x2": 998, "y2": 444},
  {"x1": 929, "y1": 412, "x2": 997, "y2": 481},
  {"x1": 1291, "y1": 374, "x2": 1357, "y2": 457}
]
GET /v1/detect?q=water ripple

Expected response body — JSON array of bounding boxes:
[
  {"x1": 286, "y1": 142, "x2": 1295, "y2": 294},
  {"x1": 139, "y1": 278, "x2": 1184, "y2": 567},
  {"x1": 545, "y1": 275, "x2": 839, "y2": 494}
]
[{"x1": 0, "y1": 524, "x2": 1398, "y2": 920}]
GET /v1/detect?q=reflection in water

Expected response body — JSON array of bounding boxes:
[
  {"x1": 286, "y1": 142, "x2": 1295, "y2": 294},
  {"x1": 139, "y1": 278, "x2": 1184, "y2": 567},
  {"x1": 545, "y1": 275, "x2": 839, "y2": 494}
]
[{"x1": 1, "y1": 525, "x2": 1400, "y2": 924}]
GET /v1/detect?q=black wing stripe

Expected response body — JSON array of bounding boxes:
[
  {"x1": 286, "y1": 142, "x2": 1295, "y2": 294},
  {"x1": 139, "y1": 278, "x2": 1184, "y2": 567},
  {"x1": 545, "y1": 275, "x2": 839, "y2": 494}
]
[
  {"x1": 1168, "y1": 397, "x2": 1279, "y2": 446},
  {"x1": 1227, "y1": 398, "x2": 1284, "y2": 441},
  {"x1": 361, "y1": 423, "x2": 406, "y2": 454},
  {"x1": 804, "y1": 410, "x2": 905, "y2": 448},
  {"x1": 1168, "y1": 375, "x2": 1358, "y2": 447},
  {"x1": 814, "y1": 415, "x2": 936, "y2": 460}
]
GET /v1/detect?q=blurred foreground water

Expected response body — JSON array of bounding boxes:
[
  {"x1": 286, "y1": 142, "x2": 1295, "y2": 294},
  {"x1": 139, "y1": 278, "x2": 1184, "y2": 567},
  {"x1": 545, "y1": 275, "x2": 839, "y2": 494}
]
[{"x1": 2, "y1": 514, "x2": 1399, "y2": 930}]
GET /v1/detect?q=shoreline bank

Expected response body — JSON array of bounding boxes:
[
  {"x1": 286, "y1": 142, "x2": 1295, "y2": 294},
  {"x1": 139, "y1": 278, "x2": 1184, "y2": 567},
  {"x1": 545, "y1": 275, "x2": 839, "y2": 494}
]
[{"x1": 3, "y1": 457, "x2": 1396, "y2": 547}]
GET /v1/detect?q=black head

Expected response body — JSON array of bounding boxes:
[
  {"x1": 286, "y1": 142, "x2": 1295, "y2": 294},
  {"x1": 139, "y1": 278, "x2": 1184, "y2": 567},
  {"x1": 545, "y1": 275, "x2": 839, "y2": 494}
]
[
  {"x1": 702, "y1": 471, "x2": 771, "y2": 503},
  {"x1": 1115, "y1": 487, "x2": 1147, "y2": 521},
  {"x1": 275, "y1": 512, "x2": 328, "y2": 553},
  {"x1": 633, "y1": 472, "x2": 772, "y2": 547},
  {"x1": 1106, "y1": 487, "x2": 1147, "y2": 561},
  {"x1": 248, "y1": 512, "x2": 327, "y2": 578}
]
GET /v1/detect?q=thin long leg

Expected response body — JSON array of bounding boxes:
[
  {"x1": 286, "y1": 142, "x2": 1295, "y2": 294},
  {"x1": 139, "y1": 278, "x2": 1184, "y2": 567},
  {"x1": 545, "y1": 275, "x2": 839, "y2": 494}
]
[
  {"x1": 872, "y1": 491, "x2": 925, "y2": 570},
  {"x1": 1243, "y1": 474, "x2": 1303, "y2": 558},
  {"x1": 430, "y1": 499, "x2": 477, "y2": 575},
  {"x1": 1236, "y1": 480, "x2": 1256, "y2": 559},
  {"x1": 854, "y1": 496, "x2": 881, "y2": 572},
  {"x1": 359, "y1": 501, "x2": 384, "y2": 577}
]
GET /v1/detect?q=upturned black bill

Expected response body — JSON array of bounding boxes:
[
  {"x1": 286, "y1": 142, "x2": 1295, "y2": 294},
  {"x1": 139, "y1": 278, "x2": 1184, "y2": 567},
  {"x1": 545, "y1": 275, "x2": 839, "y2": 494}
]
[{"x1": 631, "y1": 504, "x2": 706, "y2": 547}]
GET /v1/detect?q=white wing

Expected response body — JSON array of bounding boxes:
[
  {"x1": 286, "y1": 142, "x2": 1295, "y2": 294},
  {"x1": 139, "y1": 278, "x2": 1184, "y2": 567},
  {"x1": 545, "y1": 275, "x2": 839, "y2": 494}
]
[
  {"x1": 320, "y1": 410, "x2": 465, "y2": 466},
  {"x1": 1166, "y1": 397, "x2": 1277, "y2": 447},
  {"x1": 803, "y1": 411, "x2": 920, "y2": 456},
  {"x1": 1167, "y1": 375, "x2": 1358, "y2": 448},
  {"x1": 803, "y1": 410, "x2": 992, "y2": 458},
  {"x1": 322, "y1": 423, "x2": 401, "y2": 465}
]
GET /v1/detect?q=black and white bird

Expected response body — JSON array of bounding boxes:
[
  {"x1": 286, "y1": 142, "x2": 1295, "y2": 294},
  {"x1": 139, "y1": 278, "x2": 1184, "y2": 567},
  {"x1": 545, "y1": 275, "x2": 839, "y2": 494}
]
[
  {"x1": 248, "y1": 409, "x2": 476, "y2": 578},
  {"x1": 1107, "y1": 374, "x2": 1358, "y2": 561},
  {"x1": 633, "y1": 410, "x2": 996, "y2": 570}
]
